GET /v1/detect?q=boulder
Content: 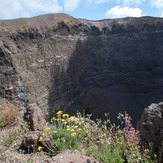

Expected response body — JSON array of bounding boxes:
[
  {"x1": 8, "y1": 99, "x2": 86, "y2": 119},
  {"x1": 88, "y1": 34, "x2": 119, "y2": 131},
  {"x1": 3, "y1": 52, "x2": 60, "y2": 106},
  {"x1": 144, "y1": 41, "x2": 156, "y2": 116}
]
[
  {"x1": 24, "y1": 103, "x2": 46, "y2": 131},
  {"x1": 40, "y1": 150, "x2": 100, "y2": 163},
  {"x1": 22, "y1": 131, "x2": 51, "y2": 152},
  {"x1": 23, "y1": 131, "x2": 42, "y2": 151},
  {"x1": 137, "y1": 102, "x2": 163, "y2": 158}
]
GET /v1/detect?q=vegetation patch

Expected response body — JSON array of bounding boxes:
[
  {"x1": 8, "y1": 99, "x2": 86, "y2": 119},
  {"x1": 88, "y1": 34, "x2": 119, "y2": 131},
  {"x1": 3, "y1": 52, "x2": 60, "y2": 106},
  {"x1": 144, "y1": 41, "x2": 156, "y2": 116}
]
[
  {"x1": 37, "y1": 111, "x2": 160, "y2": 162},
  {"x1": 0, "y1": 103, "x2": 19, "y2": 128}
]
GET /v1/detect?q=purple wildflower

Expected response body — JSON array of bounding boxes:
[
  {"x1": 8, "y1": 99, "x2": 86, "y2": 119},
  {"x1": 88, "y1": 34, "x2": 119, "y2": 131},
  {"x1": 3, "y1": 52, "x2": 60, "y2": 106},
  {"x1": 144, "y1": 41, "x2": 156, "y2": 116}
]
[
  {"x1": 124, "y1": 150, "x2": 128, "y2": 155},
  {"x1": 125, "y1": 127, "x2": 128, "y2": 130},
  {"x1": 144, "y1": 149, "x2": 149, "y2": 154},
  {"x1": 125, "y1": 120, "x2": 131, "y2": 125},
  {"x1": 130, "y1": 127, "x2": 135, "y2": 131}
]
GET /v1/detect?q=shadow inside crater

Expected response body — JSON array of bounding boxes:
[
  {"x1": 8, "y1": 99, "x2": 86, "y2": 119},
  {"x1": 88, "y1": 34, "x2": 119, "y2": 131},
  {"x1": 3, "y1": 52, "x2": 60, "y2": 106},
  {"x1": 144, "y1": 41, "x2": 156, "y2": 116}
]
[{"x1": 48, "y1": 31, "x2": 163, "y2": 126}]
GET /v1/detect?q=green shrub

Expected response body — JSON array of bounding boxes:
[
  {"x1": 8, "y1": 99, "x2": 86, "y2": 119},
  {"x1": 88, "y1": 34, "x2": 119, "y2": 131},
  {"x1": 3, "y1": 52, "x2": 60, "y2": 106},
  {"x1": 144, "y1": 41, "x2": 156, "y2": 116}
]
[
  {"x1": 38, "y1": 111, "x2": 85, "y2": 156},
  {"x1": 37, "y1": 111, "x2": 159, "y2": 163}
]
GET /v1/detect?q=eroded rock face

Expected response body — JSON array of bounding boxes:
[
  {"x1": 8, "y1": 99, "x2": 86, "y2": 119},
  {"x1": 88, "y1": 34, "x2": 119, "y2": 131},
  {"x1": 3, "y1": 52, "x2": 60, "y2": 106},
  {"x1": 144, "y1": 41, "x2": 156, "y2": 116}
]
[
  {"x1": 137, "y1": 102, "x2": 163, "y2": 155},
  {"x1": 1, "y1": 14, "x2": 163, "y2": 125},
  {"x1": 24, "y1": 103, "x2": 46, "y2": 131}
]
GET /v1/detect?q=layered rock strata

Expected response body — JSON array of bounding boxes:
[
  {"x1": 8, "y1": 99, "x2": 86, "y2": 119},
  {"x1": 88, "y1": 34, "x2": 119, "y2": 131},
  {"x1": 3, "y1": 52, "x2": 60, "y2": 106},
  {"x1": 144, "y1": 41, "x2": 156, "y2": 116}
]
[{"x1": 0, "y1": 14, "x2": 163, "y2": 124}]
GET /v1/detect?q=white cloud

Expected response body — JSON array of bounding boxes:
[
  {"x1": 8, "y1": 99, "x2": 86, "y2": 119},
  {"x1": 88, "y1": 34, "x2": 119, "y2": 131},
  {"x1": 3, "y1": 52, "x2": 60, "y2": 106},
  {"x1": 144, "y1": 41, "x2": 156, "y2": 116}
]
[
  {"x1": 87, "y1": 0, "x2": 145, "y2": 5},
  {"x1": 105, "y1": 6, "x2": 143, "y2": 18},
  {"x1": 151, "y1": 0, "x2": 163, "y2": 8},
  {"x1": 124, "y1": 0, "x2": 145, "y2": 6},
  {"x1": 0, "y1": 0, "x2": 62, "y2": 19},
  {"x1": 161, "y1": 12, "x2": 163, "y2": 17},
  {"x1": 87, "y1": 0, "x2": 109, "y2": 4},
  {"x1": 94, "y1": 0, "x2": 111, "y2": 4},
  {"x1": 63, "y1": 0, "x2": 81, "y2": 11},
  {"x1": 21, "y1": 0, "x2": 62, "y2": 13},
  {"x1": 0, "y1": 0, "x2": 29, "y2": 19}
]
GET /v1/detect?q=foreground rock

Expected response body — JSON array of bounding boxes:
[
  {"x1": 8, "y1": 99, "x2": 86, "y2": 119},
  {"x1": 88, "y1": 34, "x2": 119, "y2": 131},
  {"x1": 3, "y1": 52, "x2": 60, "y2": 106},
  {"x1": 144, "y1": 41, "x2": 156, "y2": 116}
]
[
  {"x1": 137, "y1": 102, "x2": 163, "y2": 158},
  {"x1": 22, "y1": 131, "x2": 51, "y2": 152},
  {"x1": 40, "y1": 150, "x2": 100, "y2": 163}
]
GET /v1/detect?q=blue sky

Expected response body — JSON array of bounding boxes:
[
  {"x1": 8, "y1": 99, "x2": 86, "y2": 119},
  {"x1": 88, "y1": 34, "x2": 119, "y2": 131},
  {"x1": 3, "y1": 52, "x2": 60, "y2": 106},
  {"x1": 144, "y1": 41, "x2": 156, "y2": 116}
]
[{"x1": 0, "y1": 0, "x2": 163, "y2": 20}]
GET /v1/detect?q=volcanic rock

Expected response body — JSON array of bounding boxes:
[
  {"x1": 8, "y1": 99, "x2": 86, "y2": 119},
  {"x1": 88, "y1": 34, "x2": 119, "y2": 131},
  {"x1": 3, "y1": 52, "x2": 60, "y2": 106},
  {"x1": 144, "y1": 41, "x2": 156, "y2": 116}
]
[
  {"x1": 0, "y1": 14, "x2": 163, "y2": 125},
  {"x1": 24, "y1": 103, "x2": 46, "y2": 131},
  {"x1": 22, "y1": 131, "x2": 51, "y2": 152},
  {"x1": 40, "y1": 150, "x2": 100, "y2": 163},
  {"x1": 137, "y1": 102, "x2": 163, "y2": 158}
]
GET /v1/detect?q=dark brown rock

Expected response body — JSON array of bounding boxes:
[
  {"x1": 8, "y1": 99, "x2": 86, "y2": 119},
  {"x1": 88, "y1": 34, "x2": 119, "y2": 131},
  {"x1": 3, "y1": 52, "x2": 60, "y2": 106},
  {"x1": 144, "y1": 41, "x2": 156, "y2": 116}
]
[
  {"x1": 137, "y1": 102, "x2": 163, "y2": 158},
  {"x1": 1, "y1": 14, "x2": 163, "y2": 126},
  {"x1": 23, "y1": 131, "x2": 42, "y2": 150},
  {"x1": 24, "y1": 103, "x2": 46, "y2": 131},
  {"x1": 22, "y1": 131, "x2": 51, "y2": 151}
]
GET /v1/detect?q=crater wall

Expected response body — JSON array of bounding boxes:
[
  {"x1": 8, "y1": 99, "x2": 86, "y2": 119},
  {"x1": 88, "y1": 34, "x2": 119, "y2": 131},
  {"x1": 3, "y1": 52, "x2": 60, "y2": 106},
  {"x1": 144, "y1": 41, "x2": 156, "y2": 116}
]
[{"x1": 1, "y1": 14, "x2": 163, "y2": 124}]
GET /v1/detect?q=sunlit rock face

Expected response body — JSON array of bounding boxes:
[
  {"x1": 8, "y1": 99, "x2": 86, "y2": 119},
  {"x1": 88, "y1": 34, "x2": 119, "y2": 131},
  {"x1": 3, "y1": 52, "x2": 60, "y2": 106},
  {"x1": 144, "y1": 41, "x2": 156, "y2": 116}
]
[{"x1": 0, "y1": 14, "x2": 163, "y2": 125}]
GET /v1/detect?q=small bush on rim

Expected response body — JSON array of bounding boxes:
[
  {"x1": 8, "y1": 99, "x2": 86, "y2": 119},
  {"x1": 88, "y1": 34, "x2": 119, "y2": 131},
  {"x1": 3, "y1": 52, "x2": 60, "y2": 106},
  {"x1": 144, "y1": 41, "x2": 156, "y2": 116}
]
[
  {"x1": 38, "y1": 111, "x2": 85, "y2": 156},
  {"x1": 0, "y1": 104, "x2": 19, "y2": 128}
]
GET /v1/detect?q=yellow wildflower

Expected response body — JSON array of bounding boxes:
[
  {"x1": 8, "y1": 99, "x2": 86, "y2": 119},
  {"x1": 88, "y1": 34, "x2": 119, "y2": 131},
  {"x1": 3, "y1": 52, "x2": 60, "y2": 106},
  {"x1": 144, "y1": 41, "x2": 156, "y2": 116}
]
[
  {"x1": 78, "y1": 128, "x2": 82, "y2": 131},
  {"x1": 53, "y1": 131, "x2": 56, "y2": 133},
  {"x1": 74, "y1": 126, "x2": 78, "y2": 129},
  {"x1": 46, "y1": 122, "x2": 49, "y2": 126},
  {"x1": 46, "y1": 127, "x2": 51, "y2": 130},
  {"x1": 66, "y1": 125, "x2": 69, "y2": 128},
  {"x1": 62, "y1": 114, "x2": 69, "y2": 118},
  {"x1": 39, "y1": 137, "x2": 43, "y2": 141},
  {"x1": 63, "y1": 121, "x2": 67, "y2": 125},
  {"x1": 71, "y1": 129, "x2": 74, "y2": 132},
  {"x1": 42, "y1": 133, "x2": 47, "y2": 136},
  {"x1": 79, "y1": 122, "x2": 82, "y2": 125},
  {"x1": 71, "y1": 133, "x2": 76, "y2": 136},
  {"x1": 51, "y1": 117, "x2": 56, "y2": 122},
  {"x1": 69, "y1": 116, "x2": 76, "y2": 122},
  {"x1": 67, "y1": 128, "x2": 70, "y2": 131},
  {"x1": 61, "y1": 119, "x2": 66, "y2": 122},
  {"x1": 100, "y1": 134, "x2": 106, "y2": 138},
  {"x1": 56, "y1": 111, "x2": 63, "y2": 115},
  {"x1": 38, "y1": 146, "x2": 42, "y2": 151}
]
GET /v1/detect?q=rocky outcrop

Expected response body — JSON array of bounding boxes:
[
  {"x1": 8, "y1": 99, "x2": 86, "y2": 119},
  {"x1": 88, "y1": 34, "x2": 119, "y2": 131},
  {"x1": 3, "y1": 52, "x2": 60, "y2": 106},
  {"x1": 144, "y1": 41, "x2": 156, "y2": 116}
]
[
  {"x1": 137, "y1": 102, "x2": 163, "y2": 157},
  {"x1": 1, "y1": 14, "x2": 163, "y2": 125},
  {"x1": 24, "y1": 103, "x2": 46, "y2": 131}
]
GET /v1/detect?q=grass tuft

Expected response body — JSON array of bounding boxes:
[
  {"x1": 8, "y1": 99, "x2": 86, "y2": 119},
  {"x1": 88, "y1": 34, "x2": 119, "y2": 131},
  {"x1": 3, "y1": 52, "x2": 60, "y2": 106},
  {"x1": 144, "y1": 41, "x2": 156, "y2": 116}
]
[{"x1": 0, "y1": 104, "x2": 19, "y2": 128}]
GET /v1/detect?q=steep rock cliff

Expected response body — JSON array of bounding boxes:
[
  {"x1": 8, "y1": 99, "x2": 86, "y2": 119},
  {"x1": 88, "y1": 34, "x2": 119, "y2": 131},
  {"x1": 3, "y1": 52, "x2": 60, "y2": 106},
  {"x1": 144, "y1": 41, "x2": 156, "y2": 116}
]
[{"x1": 0, "y1": 14, "x2": 163, "y2": 124}]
